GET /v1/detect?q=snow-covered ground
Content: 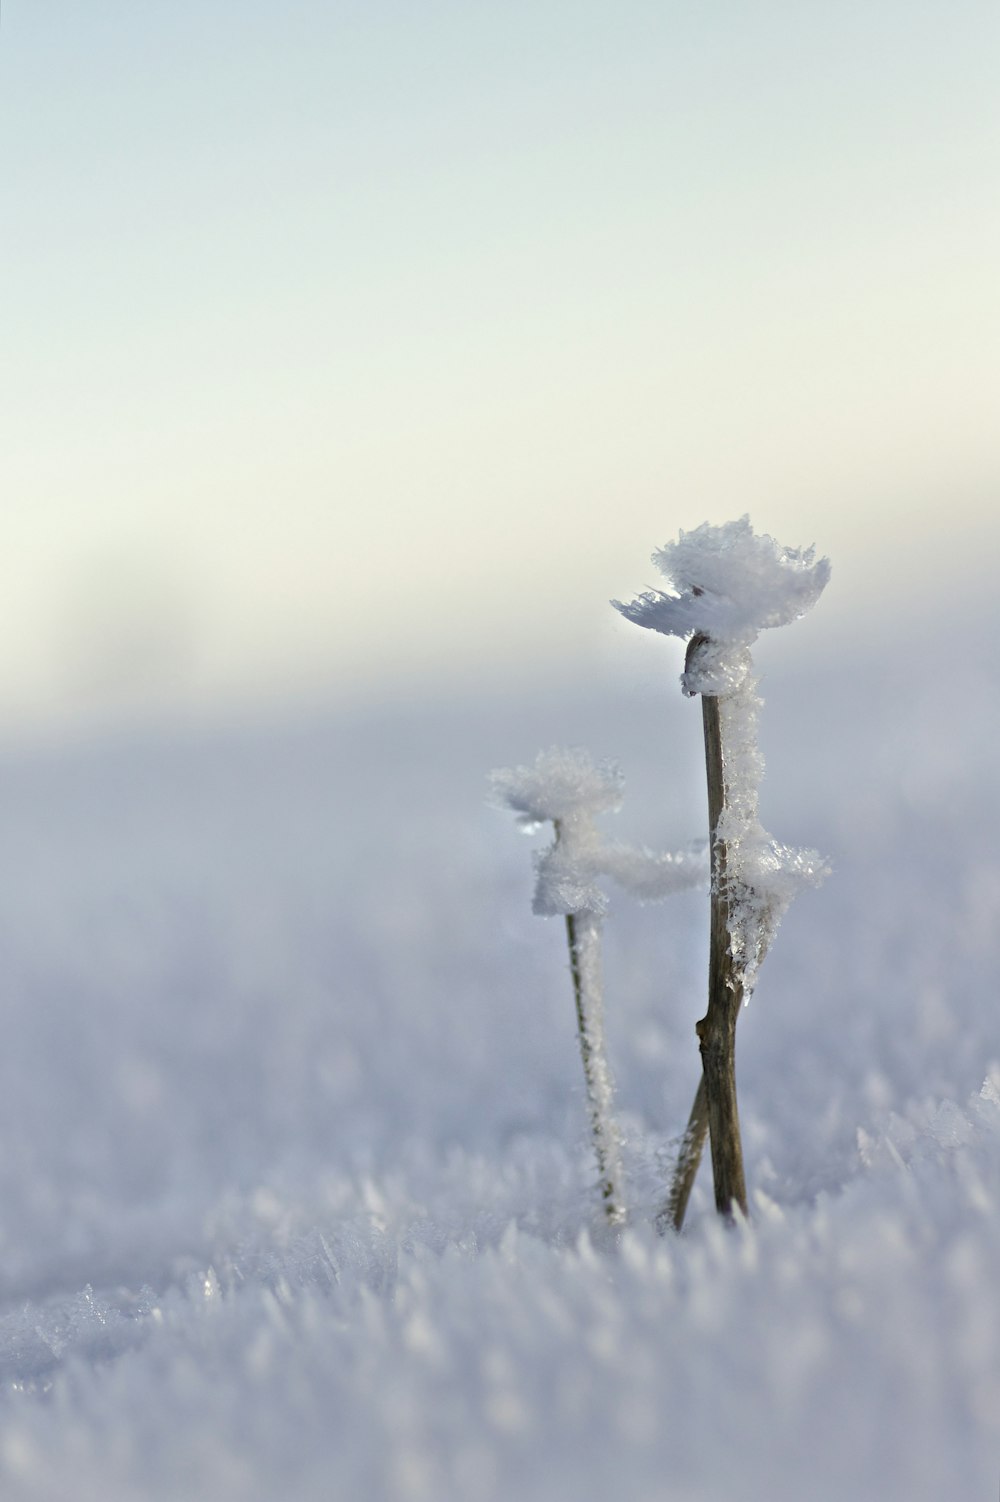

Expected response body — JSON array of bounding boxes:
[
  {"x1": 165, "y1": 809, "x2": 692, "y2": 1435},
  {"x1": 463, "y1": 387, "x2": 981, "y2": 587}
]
[{"x1": 0, "y1": 604, "x2": 998, "y2": 1501}]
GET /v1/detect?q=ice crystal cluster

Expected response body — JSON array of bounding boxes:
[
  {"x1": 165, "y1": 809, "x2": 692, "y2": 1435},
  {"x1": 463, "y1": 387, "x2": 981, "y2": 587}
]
[
  {"x1": 491, "y1": 747, "x2": 624, "y2": 917},
  {"x1": 613, "y1": 514, "x2": 831, "y2": 668},
  {"x1": 615, "y1": 517, "x2": 831, "y2": 996},
  {"x1": 490, "y1": 747, "x2": 707, "y2": 918}
]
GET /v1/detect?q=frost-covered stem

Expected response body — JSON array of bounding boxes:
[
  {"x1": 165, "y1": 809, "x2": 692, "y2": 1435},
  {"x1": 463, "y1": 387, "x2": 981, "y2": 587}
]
[
  {"x1": 658, "y1": 1075, "x2": 708, "y2": 1234},
  {"x1": 614, "y1": 520, "x2": 830, "y2": 1226},
  {"x1": 564, "y1": 911, "x2": 625, "y2": 1224},
  {"x1": 557, "y1": 824, "x2": 624, "y2": 1223},
  {"x1": 696, "y1": 643, "x2": 749, "y2": 1221}
]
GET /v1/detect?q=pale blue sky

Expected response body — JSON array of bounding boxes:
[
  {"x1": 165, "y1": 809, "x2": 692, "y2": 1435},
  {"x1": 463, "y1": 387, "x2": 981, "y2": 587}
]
[{"x1": 1, "y1": 1, "x2": 997, "y2": 732}]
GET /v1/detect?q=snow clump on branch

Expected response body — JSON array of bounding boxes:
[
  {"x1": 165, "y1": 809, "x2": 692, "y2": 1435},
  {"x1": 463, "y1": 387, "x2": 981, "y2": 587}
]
[{"x1": 613, "y1": 515, "x2": 831, "y2": 697}]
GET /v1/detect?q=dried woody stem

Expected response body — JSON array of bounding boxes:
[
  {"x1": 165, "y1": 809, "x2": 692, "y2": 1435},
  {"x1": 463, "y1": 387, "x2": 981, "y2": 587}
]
[
  {"x1": 661, "y1": 633, "x2": 748, "y2": 1228},
  {"x1": 697, "y1": 671, "x2": 749, "y2": 1219}
]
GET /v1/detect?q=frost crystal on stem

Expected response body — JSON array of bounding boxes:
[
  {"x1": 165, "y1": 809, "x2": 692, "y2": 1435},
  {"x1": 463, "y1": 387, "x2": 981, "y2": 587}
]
[{"x1": 615, "y1": 517, "x2": 830, "y2": 1227}]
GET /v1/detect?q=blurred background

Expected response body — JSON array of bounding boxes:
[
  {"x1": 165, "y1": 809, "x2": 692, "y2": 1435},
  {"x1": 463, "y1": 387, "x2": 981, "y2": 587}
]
[{"x1": 0, "y1": 0, "x2": 996, "y2": 741}]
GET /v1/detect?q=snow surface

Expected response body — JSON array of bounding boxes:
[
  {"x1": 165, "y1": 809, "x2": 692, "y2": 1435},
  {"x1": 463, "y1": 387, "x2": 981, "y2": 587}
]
[{"x1": 0, "y1": 610, "x2": 999, "y2": 1500}]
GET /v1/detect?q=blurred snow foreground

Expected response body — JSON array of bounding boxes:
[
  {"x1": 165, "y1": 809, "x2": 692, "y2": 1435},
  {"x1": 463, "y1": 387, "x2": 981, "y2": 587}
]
[{"x1": 0, "y1": 536, "x2": 999, "y2": 1500}]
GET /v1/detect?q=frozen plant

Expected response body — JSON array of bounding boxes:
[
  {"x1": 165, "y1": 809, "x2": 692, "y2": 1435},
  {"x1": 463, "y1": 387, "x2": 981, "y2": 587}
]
[
  {"x1": 614, "y1": 517, "x2": 830, "y2": 1227},
  {"x1": 491, "y1": 747, "x2": 707, "y2": 1225},
  {"x1": 492, "y1": 748, "x2": 625, "y2": 1224}
]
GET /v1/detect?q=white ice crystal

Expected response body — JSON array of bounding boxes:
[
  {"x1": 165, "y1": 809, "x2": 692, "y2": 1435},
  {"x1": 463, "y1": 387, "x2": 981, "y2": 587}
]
[
  {"x1": 531, "y1": 839, "x2": 609, "y2": 918},
  {"x1": 712, "y1": 665, "x2": 829, "y2": 995},
  {"x1": 613, "y1": 515, "x2": 830, "y2": 652},
  {"x1": 491, "y1": 748, "x2": 706, "y2": 916},
  {"x1": 490, "y1": 746, "x2": 624, "y2": 832},
  {"x1": 597, "y1": 841, "x2": 709, "y2": 902},
  {"x1": 491, "y1": 748, "x2": 619, "y2": 917}
]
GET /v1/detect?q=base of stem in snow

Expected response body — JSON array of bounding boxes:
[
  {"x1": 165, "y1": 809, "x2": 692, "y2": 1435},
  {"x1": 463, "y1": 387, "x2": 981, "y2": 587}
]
[{"x1": 658, "y1": 1076, "x2": 708, "y2": 1234}]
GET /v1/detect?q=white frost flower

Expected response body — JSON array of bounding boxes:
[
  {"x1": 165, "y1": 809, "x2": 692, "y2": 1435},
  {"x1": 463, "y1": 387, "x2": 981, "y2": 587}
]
[
  {"x1": 491, "y1": 747, "x2": 621, "y2": 917},
  {"x1": 490, "y1": 746, "x2": 624, "y2": 831},
  {"x1": 613, "y1": 514, "x2": 830, "y2": 650}
]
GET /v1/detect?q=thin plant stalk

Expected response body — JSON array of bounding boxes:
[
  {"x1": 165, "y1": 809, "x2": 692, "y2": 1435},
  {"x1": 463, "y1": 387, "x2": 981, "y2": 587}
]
[
  {"x1": 659, "y1": 635, "x2": 749, "y2": 1228},
  {"x1": 694, "y1": 638, "x2": 749, "y2": 1220},
  {"x1": 663, "y1": 771, "x2": 782, "y2": 1232},
  {"x1": 558, "y1": 823, "x2": 625, "y2": 1225},
  {"x1": 665, "y1": 937, "x2": 779, "y2": 1232}
]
